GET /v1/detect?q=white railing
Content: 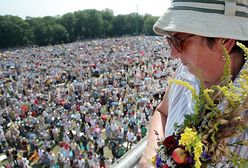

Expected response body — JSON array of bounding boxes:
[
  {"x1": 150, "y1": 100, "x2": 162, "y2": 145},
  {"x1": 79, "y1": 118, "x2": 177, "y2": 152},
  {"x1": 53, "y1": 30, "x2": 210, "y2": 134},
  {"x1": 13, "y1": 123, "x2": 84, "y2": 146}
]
[{"x1": 111, "y1": 135, "x2": 147, "y2": 168}]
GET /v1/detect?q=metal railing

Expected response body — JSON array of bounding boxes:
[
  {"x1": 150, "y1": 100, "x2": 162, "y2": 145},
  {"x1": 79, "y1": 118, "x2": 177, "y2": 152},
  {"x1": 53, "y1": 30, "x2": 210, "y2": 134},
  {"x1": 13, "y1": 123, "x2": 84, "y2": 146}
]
[{"x1": 111, "y1": 135, "x2": 147, "y2": 168}]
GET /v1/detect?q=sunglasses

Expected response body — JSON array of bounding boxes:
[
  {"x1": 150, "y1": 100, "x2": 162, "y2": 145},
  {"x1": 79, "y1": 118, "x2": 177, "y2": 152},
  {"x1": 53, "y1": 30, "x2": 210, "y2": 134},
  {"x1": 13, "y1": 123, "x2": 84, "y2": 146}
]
[{"x1": 166, "y1": 34, "x2": 195, "y2": 52}]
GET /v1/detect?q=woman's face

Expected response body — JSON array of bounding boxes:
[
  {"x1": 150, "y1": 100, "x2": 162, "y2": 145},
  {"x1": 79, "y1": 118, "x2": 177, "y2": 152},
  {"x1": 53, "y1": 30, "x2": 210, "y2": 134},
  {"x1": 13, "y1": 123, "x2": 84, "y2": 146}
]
[{"x1": 168, "y1": 33, "x2": 225, "y2": 88}]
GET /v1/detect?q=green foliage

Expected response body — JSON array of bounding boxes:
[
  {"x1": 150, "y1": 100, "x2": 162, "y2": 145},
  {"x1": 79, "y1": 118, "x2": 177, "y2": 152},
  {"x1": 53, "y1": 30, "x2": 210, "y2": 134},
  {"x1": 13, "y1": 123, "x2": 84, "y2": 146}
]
[
  {"x1": 59, "y1": 13, "x2": 77, "y2": 42},
  {"x1": 112, "y1": 15, "x2": 125, "y2": 36},
  {"x1": 0, "y1": 9, "x2": 159, "y2": 49},
  {"x1": 0, "y1": 15, "x2": 32, "y2": 48},
  {"x1": 101, "y1": 9, "x2": 114, "y2": 37},
  {"x1": 230, "y1": 152, "x2": 248, "y2": 168},
  {"x1": 47, "y1": 24, "x2": 69, "y2": 44},
  {"x1": 26, "y1": 17, "x2": 47, "y2": 45},
  {"x1": 144, "y1": 15, "x2": 158, "y2": 35},
  {"x1": 74, "y1": 9, "x2": 103, "y2": 39}
]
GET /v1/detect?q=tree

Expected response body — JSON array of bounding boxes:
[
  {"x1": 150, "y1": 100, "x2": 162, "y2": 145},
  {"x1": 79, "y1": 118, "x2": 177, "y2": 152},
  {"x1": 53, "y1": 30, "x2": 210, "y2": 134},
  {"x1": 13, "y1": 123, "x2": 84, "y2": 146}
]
[
  {"x1": 27, "y1": 17, "x2": 48, "y2": 45},
  {"x1": 113, "y1": 13, "x2": 144, "y2": 36},
  {"x1": 74, "y1": 9, "x2": 103, "y2": 39},
  {"x1": 60, "y1": 13, "x2": 77, "y2": 42},
  {"x1": 101, "y1": 9, "x2": 114, "y2": 37},
  {"x1": 144, "y1": 15, "x2": 158, "y2": 35},
  {"x1": 125, "y1": 13, "x2": 144, "y2": 35},
  {"x1": 43, "y1": 16, "x2": 58, "y2": 25},
  {"x1": 27, "y1": 16, "x2": 68, "y2": 46},
  {"x1": 0, "y1": 9, "x2": 160, "y2": 49},
  {"x1": 0, "y1": 15, "x2": 32, "y2": 48},
  {"x1": 112, "y1": 15, "x2": 126, "y2": 36},
  {"x1": 47, "y1": 24, "x2": 69, "y2": 44}
]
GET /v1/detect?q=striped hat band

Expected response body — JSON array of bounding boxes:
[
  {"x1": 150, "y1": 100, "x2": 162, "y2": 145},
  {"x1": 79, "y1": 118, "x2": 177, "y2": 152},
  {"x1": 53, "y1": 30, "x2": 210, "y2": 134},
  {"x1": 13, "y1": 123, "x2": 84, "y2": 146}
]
[
  {"x1": 153, "y1": 0, "x2": 248, "y2": 40},
  {"x1": 170, "y1": 0, "x2": 248, "y2": 18}
]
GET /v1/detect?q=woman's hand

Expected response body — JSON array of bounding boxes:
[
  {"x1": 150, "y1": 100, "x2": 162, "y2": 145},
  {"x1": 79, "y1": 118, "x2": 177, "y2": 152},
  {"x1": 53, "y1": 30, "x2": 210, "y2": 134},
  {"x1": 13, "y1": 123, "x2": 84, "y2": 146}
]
[{"x1": 139, "y1": 150, "x2": 155, "y2": 168}]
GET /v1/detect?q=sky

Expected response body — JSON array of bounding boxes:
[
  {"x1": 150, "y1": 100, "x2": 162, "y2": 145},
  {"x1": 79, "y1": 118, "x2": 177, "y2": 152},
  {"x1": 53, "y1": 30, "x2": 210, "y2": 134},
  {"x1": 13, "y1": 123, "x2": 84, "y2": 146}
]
[{"x1": 0, "y1": 0, "x2": 171, "y2": 19}]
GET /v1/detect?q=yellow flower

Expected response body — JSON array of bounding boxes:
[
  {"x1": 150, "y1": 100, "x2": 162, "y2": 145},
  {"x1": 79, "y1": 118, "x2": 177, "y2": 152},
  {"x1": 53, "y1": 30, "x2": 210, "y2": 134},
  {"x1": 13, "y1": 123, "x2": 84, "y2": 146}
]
[
  {"x1": 151, "y1": 155, "x2": 157, "y2": 166},
  {"x1": 237, "y1": 42, "x2": 248, "y2": 58},
  {"x1": 179, "y1": 128, "x2": 196, "y2": 149},
  {"x1": 168, "y1": 79, "x2": 197, "y2": 99},
  {"x1": 194, "y1": 141, "x2": 204, "y2": 168},
  {"x1": 179, "y1": 127, "x2": 204, "y2": 168},
  {"x1": 169, "y1": 79, "x2": 200, "y2": 114},
  {"x1": 204, "y1": 89, "x2": 214, "y2": 107}
]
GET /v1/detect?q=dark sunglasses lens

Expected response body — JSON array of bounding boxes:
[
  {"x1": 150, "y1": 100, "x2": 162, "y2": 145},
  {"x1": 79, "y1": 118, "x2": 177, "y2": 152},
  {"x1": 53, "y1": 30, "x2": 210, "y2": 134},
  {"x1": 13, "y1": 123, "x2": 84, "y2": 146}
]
[
  {"x1": 166, "y1": 37, "x2": 172, "y2": 45},
  {"x1": 166, "y1": 37, "x2": 182, "y2": 52},
  {"x1": 171, "y1": 37, "x2": 181, "y2": 52}
]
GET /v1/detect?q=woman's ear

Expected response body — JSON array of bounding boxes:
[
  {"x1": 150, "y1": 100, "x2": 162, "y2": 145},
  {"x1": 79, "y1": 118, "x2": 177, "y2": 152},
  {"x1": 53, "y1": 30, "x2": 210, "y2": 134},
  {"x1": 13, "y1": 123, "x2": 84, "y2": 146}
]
[{"x1": 221, "y1": 39, "x2": 236, "y2": 53}]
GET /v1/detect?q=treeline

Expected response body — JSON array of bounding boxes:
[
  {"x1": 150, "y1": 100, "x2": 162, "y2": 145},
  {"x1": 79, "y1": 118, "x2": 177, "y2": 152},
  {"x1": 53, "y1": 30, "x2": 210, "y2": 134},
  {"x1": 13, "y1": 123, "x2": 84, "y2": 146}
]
[{"x1": 0, "y1": 9, "x2": 159, "y2": 49}]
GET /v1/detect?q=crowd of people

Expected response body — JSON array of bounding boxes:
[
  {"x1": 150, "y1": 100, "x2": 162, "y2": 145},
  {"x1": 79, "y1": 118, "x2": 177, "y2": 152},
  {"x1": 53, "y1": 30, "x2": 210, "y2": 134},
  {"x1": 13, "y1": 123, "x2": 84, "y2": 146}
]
[{"x1": 0, "y1": 36, "x2": 179, "y2": 168}]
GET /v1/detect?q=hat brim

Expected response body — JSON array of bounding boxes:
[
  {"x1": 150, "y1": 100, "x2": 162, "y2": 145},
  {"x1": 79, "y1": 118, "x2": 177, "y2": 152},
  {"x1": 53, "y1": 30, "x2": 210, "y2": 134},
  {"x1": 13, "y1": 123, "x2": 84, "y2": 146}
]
[{"x1": 153, "y1": 9, "x2": 248, "y2": 41}]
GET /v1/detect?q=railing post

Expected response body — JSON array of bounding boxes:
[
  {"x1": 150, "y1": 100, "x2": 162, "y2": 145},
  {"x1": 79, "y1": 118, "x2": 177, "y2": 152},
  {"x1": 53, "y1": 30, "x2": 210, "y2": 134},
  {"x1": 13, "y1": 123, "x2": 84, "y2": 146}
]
[{"x1": 111, "y1": 135, "x2": 148, "y2": 168}]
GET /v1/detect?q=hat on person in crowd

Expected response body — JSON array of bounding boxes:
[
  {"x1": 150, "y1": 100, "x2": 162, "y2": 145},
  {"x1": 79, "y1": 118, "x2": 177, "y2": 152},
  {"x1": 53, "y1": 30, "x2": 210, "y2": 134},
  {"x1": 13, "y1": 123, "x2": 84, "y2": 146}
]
[{"x1": 153, "y1": 0, "x2": 248, "y2": 40}]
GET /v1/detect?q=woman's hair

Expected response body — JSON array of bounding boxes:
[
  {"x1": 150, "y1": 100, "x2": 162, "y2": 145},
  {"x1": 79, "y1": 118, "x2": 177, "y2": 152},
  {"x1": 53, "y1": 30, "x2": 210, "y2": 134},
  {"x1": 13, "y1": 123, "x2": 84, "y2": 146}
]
[{"x1": 205, "y1": 37, "x2": 248, "y2": 55}]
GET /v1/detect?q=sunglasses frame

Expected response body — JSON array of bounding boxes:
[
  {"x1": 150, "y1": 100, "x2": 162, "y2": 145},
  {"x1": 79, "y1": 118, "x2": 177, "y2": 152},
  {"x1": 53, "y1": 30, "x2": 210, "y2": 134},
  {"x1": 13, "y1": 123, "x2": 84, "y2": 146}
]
[{"x1": 166, "y1": 34, "x2": 195, "y2": 52}]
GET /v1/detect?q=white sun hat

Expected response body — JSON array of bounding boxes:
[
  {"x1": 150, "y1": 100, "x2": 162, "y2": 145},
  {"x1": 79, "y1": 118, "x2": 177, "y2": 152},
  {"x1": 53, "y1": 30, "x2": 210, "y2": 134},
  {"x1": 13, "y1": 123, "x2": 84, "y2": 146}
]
[{"x1": 153, "y1": 0, "x2": 248, "y2": 41}]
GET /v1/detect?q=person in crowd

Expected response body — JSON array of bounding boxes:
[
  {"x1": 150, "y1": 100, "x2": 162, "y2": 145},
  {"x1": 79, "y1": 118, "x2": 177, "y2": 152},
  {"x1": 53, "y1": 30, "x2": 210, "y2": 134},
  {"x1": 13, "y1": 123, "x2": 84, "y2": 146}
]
[{"x1": 126, "y1": 128, "x2": 135, "y2": 150}]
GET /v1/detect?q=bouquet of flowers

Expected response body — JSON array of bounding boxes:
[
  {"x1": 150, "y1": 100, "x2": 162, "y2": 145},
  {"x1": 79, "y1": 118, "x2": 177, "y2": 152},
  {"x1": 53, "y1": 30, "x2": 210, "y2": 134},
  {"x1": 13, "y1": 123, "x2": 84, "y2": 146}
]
[{"x1": 153, "y1": 42, "x2": 248, "y2": 168}]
